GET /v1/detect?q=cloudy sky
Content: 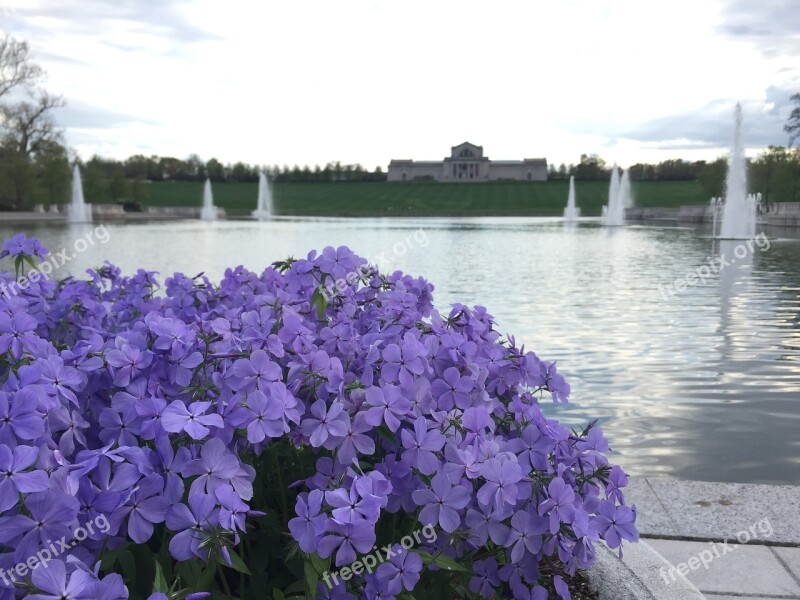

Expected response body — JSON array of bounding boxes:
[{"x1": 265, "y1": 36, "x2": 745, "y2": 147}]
[{"x1": 2, "y1": 0, "x2": 798, "y2": 169}]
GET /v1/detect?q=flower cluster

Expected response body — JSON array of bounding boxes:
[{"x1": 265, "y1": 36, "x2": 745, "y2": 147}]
[{"x1": 0, "y1": 236, "x2": 636, "y2": 600}]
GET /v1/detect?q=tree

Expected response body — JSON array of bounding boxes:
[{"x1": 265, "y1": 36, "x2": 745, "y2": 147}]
[
  {"x1": 1, "y1": 91, "x2": 64, "y2": 157},
  {"x1": 0, "y1": 142, "x2": 34, "y2": 207},
  {"x1": 0, "y1": 34, "x2": 64, "y2": 207},
  {"x1": 785, "y1": 93, "x2": 800, "y2": 147},
  {"x1": 108, "y1": 169, "x2": 127, "y2": 201},
  {"x1": 750, "y1": 146, "x2": 788, "y2": 204},
  {"x1": 698, "y1": 157, "x2": 727, "y2": 199},
  {"x1": 34, "y1": 140, "x2": 71, "y2": 205},
  {"x1": 83, "y1": 158, "x2": 108, "y2": 203},
  {"x1": 205, "y1": 158, "x2": 225, "y2": 182},
  {"x1": 0, "y1": 34, "x2": 42, "y2": 100},
  {"x1": 573, "y1": 154, "x2": 609, "y2": 180}
]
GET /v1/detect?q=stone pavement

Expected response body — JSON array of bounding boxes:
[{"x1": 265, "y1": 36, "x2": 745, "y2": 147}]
[{"x1": 625, "y1": 478, "x2": 800, "y2": 599}]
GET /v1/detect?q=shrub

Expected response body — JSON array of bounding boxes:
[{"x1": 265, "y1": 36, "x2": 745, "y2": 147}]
[{"x1": 0, "y1": 235, "x2": 637, "y2": 600}]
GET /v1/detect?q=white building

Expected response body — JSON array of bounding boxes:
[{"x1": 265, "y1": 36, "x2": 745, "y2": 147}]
[{"x1": 388, "y1": 142, "x2": 547, "y2": 182}]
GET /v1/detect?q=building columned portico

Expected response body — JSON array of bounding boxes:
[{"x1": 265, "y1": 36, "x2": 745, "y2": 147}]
[{"x1": 388, "y1": 142, "x2": 547, "y2": 182}]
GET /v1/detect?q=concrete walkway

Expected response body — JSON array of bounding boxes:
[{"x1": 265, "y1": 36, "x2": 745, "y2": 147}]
[{"x1": 625, "y1": 478, "x2": 800, "y2": 599}]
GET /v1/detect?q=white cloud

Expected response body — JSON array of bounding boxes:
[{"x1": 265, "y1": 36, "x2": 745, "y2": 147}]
[{"x1": 2, "y1": 0, "x2": 798, "y2": 168}]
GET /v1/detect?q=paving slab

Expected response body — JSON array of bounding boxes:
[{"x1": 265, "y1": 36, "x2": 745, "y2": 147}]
[
  {"x1": 586, "y1": 539, "x2": 705, "y2": 600},
  {"x1": 703, "y1": 596, "x2": 784, "y2": 599},
  {"x1": 647, "y1": 538, "x2": 800, "y2": 597},
  {"x1": 773, "y1": 547, "x2": 800, "y2": 583},
  {"x1": 626, "y1": 477, "x2": 800, "y2": 544}
]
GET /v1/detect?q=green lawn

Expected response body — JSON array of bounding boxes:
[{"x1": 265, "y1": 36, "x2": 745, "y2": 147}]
[{"x1": 141, "y1": 180, "x2": 706, "y2": 217}]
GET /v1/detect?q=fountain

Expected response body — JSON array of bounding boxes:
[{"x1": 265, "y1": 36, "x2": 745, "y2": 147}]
[
  {"x1": 251, "y1": 172, "x2": 274, "y2": 220},
  {"x1": 67, "y1": 165, "x2": 92, "y2": 223},
  {"x1": 200, "y1": 178, "x2": 218, "y2": 221},
  {"x1": 601, "y1": 164, "x2": 626, "y2": 226},
  {"x1": 710, "y1": 197, "x2": 721, "y2": 238},
  {"x1": 618, "y1": 169, "x2": 633, "y2": 210},
  {"x1": 718, "y1": 103, "x2": 756, "y2": 239},
  {"x1": 563, "y1": 175, "x2": 580, "y2": 222}
]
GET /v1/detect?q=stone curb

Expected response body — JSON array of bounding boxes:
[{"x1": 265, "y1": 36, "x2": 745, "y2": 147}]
[{"x1": 586, "y1": 540, "x2": 706, "y2": 599}]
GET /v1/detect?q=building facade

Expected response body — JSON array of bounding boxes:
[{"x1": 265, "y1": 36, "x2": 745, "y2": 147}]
[{"x1": 387, "y1": 142, "x2": 547, "y2": 182}]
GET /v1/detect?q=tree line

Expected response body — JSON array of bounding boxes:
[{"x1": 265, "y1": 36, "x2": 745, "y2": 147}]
[{"x1": 548, "y1": 154, "x2": 709, "y2": 181}]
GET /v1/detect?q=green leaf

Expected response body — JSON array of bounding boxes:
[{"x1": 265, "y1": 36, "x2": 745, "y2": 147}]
[
  {"x1": 224, "y1": 548, "x2": 251, "y2": 575},
  {"x1": 117, "y1": 549, "x2": 137, "y2": 581},
  {"x1": 22, "y1": 255, "x2": 38, "y2": 273},
  {"x1": 153, "y1": 560, "x2": 169, "y2": 593},
  {"x1": 304, "y1": 561, "x2": 319, "y2": 599},
  {"x1": 194, "y1": 563, "x2": 217, "y2": 593},
  {"x1": 432, "y1": 553, "x2": 469, "y2": 572},
  {"x1": 283, "y1": 580, "x2": 306, "y2": 595},
  {"x1": 411, "y1": 549, "x2": 468, "y2": 572},
  {"x1": 309, "y1": 553, "x2": 329, "y2": 574},
  {"x1": 272, "y1": 590, "x2": 285, "y2": 600},
  {"x1": 177, "y1": 558, "x2": 201, "y2": 584},
  {"x1": 310, "y1": 287, "x2": 328, "y2": 321}
]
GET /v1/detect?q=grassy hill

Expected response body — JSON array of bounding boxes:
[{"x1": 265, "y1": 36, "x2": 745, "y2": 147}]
[{"x1": 141, "y1": 180, "x2": 706, "y2": 217}]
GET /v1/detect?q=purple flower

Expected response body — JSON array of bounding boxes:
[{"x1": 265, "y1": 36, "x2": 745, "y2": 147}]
[
  {"x1": 0, "y1": 312, "x2": 39, "y2": 359},
  {"x1": 431, "y1": 367, "x2": 474, "y2": 410},
  {"x1": 0, "y1": 389, "x2": 44, "y2": 443},
  {"x1": 363, "y1": 384, "x2": 410, "y2": 432},
  {"x1": 301, "y1": 399, "x2": 348, "y2": 448},
  {"x1": 135, "y1": 396, "x2": 167, "y2": 440},
  {"x1": 505, "y1": 509, "x2": 548, "y2": 563},
  {"x1": 0, "y1": 444, "x2": 49, "y2": 512},
  {"x1": 182, "y1": 438, "x2": 240, "y2": 496},
  {"x1": 326, "y1": 485, "x2": 381, "y2": 525},
  {"x1": 105, "y1": 344, "x2": 154, "y2": 387},
  {"x1": 0, "y1": 233, "x2": 47, "y2": 258},
  {"x1": 0, "y1": 491, "x2": 79, "y2": 562},
  {"x1": 166, "y1": 493, "x2": 219, "y2": 560},
  {"x1": 232, "y1": 349, "x2": 281, "y2": 393},
  {"x1": 508, "y1": 423, "x2": 556, "y2": 473},
  {"x1": 161, "y1": 400, "x2": 224, "y2": 440},
  {"x1": 155, "y1": 435, "x2": 190, "y2": 503},
  {"x1": 412, "y1": 473, "x2": 469, "y2": 533},
  {"x1": 539, "y1": 477, "x2": 577, "y2": 534},
  {"x1": 93, "y1": 572, "x2": 130, "y2": 600},
  {"x1": 605, "y1": 465, "x2": 629, "y2": 504},
  {"x1": 26, "y1": 559, "x2": 96, "y2": 600},
  {"x1": 594, "y1": 499, "x2": 638, "y2": 550},
  {"x1": 244, "y1": 388, "x2": 287, "y2": 443},
  {"x1": 511, "y1": 584, "x2": 549, "y2": 600},
  {"x1": 288, "y1": 490, "x2": 325, "y2": 552},
  {"x1": 317, "y1": 246, "x2": 361, "y2": 280},
  {"x1": 99, "y1": 405, "x2": 142, "y2": 447},
  {"x1": 401, "y1": 417, "x2": 444, "y2": 475},
  {"x1": 465, "y1": 503, "x2": 511, "y2": 548},
  {"x1": 477, "y1": 456, "x2": 524, "y2": 511},
  {"x1": 553, "y1": 575, "x2": 571, "y2": 600},
  {"x1": 318, "y1": 521, "x2": 376, "y2": 567},
  {"x1": 336, "y1": 413, "x2": 375, "y2": 465},
  {"x1": 469, "y1": 558, "x2": 501, "y2": 598},
  {"x1": 380, "y1": 333, "x2": 427, "y2": 386},
  {"x1": 0, "y1": 236, "x2": 637, "y2": 599},
  {"x1": 376, "y1": 547, "x2": 423, "y2": 593},
  {"x1": 38, "y1": 355, "x2": 82, "y2": 406},
  {"x1": 111, "y1": 474, "x2": 169, "y2": 543},
  {"x1": 215, "y1": 483, "x2": 256, "y2": 532}
]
